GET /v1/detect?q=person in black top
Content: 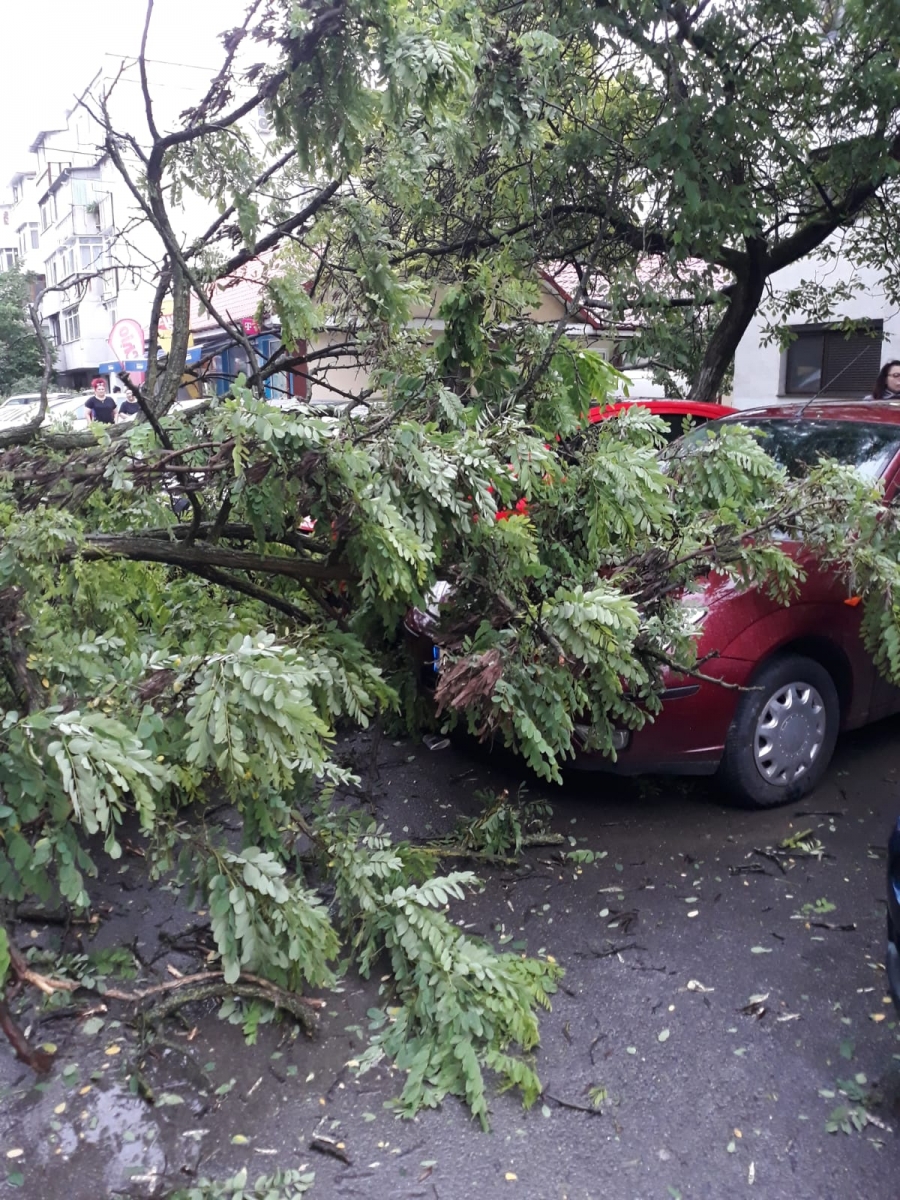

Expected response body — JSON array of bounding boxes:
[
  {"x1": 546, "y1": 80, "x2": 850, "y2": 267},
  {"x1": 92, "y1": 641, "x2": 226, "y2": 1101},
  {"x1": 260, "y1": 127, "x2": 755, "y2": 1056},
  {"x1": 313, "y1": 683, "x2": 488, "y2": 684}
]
[
  {"x1": 85, "y1": 378, "x2": 117, "y2": 424},
  {"x1": 115, "y1": 386, "x2": 141, "y2": 421}
]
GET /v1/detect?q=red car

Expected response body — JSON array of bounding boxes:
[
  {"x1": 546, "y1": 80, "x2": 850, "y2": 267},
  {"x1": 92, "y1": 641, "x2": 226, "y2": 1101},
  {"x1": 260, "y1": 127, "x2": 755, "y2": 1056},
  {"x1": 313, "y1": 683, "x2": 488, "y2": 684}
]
[
  {"x1": 408, "y1": 400, "x2": 900, "y2": 808},
  {"x1": 575, "y1": 400, "x2": 900, "y2": 806},
  {"x1": 588, "y1": 398, "x2": 737, "y2": 440},
  {"x1": 493, "y1": 400, "x2": 734, "y2": 520}
]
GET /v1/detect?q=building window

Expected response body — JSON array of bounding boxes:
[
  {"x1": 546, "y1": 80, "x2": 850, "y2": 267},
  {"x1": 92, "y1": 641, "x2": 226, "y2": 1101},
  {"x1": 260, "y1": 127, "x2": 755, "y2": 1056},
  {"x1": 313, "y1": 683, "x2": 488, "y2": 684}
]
[
  {"x1": 80, "y1": 238, "x2": 102, "y2": 271},
  {"x1": 58, "y1": 244, "x2": 78, "y2": 280},
  {"x1": 101, "y1": 255, "x2": 119, "y2": 299},
  {"x1": 98, "y1": 193, "x2": 113, "y2": 231},
  {"x1": 47, "y1": 315, "x2": 61, "y2": 346},
  {"x1": 71, "y1": 179, "x2": 97, "y2": 207},
  {"x1": 62, "y1": 305, "x2": 81, "y2": 343},
  {"x1": 18, "y1": 223, "x2": 39, "y2": 257},
  {"x1": 784, "y1": 322, "x2": 883, "y2": 397},
  {"x1": 0, "y1": 248, "x2": 16, "y2": 272},
  {"x1": 39, "y1": 194, "x2": 57, "y2": 232}
]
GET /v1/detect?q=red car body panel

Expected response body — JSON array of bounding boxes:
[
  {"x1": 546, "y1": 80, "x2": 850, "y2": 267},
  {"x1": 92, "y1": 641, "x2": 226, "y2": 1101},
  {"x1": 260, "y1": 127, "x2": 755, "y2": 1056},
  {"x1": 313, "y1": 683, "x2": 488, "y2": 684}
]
[
  {"x1": 577, "y1": 401, "x2": 900, "y2": 776},
  {"x1": 588, "y1": 398, "x2": 737, "y2": 438},
  {"x1": 588, "y1": 398, "x2": 737, "y2": 424}
]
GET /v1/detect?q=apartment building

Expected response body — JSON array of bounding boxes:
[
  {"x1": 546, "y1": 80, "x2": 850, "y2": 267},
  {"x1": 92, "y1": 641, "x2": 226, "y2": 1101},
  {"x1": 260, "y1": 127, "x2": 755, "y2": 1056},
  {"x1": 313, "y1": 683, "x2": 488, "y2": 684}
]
[
  {"x1": 0, "y1": 201, "x2": 16, "y2": 273},
  {"x1": 4, "y1": 55, "x2": 216, "y2": 390},
  {"x1": 9, "y1": 170, "x2": 41, "y2": 277},
  {"x1": 0, "y1": 172, "x2": 42, "y2": 283}
]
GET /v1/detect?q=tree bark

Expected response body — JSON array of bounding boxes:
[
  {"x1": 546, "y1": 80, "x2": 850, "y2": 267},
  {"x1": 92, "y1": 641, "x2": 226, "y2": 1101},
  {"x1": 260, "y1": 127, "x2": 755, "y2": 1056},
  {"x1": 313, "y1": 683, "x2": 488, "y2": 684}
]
[
  {"x1": 59, "y1": 535, "x2": 352, "y2": 583},
  {"x1": 0, "y1": 587, "x2": 41, "y2": 713},
  {"x1": 688, "y1": 239, "x2": 769, "y2": 400}
]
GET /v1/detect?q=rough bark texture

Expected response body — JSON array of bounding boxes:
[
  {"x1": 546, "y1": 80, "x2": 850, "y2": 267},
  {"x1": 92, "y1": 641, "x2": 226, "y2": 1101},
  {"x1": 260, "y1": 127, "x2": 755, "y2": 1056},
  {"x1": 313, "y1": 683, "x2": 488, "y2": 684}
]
[{"x1": 689, "y1": 240, "x2": 769, "y2": 400}]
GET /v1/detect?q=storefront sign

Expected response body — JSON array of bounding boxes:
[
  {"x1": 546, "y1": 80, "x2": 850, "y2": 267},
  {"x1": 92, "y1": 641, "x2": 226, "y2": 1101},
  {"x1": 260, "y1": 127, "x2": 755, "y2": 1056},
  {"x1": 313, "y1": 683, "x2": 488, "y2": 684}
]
[
  {"x1": 98, "y1": 347, "x2": 205, "y2": 374},
  {"x1": 158, "y1": 300, "x2": 174, "y2": 353},
  {"x1": 108, "y1": 319, "x2": 145, "y2": 363}
]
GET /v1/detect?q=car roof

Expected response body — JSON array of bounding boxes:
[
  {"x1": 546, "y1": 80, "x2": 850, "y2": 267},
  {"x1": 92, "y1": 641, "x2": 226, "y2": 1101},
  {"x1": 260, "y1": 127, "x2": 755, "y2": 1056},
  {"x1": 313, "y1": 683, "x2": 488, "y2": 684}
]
[
  {"x1": 2, "y1": 391, "x2": 74, "y2": 403},
  {"x1": 725, "y1": 400, "x2": 900, "y2": 427},
  {"x1": 591, "y1": 399, "x2": 737, "y2": 419}
]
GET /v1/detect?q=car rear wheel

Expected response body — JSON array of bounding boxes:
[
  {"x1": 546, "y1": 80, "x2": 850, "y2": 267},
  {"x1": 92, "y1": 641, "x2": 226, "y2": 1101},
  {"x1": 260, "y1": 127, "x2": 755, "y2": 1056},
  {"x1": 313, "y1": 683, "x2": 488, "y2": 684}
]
[{"x1": 717, "y1": 654, "x2": 839, "y2": 809}]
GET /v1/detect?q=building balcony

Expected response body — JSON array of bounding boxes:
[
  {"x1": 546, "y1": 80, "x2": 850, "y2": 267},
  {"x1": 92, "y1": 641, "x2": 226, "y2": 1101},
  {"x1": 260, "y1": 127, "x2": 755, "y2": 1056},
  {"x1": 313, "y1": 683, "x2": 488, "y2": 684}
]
[
  {"x1": 54, "y1": 206, "x2": 103, "y2": 242},
  {"x1": 36, "y1": 162, "x2": 72, "y2": 198}
]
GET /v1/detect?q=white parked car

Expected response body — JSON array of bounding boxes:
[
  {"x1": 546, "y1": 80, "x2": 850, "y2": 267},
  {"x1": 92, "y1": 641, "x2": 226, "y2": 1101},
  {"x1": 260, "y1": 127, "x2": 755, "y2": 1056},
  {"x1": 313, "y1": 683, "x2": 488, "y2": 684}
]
[{"x1": 0, "y1": 391, "x2": 91, "y2": 431}]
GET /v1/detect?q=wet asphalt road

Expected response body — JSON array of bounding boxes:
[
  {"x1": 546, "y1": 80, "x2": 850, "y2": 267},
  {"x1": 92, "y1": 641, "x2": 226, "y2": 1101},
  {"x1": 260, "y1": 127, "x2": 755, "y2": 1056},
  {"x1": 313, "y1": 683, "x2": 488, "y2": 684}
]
[{"x1": 0, "y1": 714, "x2": 899, "y2": 1199}]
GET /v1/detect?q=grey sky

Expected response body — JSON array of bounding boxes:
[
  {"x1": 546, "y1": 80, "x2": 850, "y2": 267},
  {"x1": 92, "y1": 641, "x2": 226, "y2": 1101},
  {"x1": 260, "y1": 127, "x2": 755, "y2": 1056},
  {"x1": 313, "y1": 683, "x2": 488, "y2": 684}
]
[{"x1": 0, "y1": 0, "x2": 247, "y2": 189}]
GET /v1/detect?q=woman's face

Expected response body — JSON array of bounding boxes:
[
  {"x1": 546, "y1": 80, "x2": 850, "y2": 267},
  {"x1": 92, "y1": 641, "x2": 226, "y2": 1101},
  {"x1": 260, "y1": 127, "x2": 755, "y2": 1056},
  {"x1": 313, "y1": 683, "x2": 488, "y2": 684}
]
[
  {"x1": 886, "y1": 367, "x2": 900, "y2": 391},
  {"x1": 93, "y1": 381, "x2": 107, "y2": 399}
]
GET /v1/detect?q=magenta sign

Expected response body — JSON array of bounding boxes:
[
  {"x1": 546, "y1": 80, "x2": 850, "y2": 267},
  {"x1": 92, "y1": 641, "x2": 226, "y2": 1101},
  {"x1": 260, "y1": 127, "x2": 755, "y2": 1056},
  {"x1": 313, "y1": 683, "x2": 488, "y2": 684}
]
[
  {"x1": 108, "y1": 319, "x2": 145, "y2": 364},
  {"x1": 107, "y1": 318, "x2": 147, "y2": 384}
]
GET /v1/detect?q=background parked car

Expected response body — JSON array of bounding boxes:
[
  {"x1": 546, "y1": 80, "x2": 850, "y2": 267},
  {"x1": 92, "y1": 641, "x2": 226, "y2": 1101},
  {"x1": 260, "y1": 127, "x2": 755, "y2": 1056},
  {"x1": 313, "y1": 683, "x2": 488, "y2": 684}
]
[
  {"x1": 0, "y1": 391, "x2": 91, "y2": 431},
  {"x1": 589, "y1": 398, "x2": 737, "y2": 440}
]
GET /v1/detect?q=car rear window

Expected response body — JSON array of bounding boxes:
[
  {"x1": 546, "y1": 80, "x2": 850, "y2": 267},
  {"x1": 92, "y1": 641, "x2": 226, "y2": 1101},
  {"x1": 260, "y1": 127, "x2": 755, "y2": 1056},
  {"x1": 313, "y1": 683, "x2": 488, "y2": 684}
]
[
  {"x1": 656, "y1": 413, "x2": 720, "y2": 443},
  {"x1": 689, "y1": 418, "x2": 900, "y2": 482}
]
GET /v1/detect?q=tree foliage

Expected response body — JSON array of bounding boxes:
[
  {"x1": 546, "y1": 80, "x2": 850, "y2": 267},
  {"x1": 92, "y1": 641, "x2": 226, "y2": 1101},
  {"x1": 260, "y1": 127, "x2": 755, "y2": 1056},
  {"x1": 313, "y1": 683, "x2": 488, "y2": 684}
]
[
  {"x1": 0, "y1": 270, "x2": 44, "y2": 398},
  {"x1": 345, "y1": 0, "x2": 900, "y2": 397},
  {"x1": 0, "y1": 0, "x2": 899, "y2": 1126}
]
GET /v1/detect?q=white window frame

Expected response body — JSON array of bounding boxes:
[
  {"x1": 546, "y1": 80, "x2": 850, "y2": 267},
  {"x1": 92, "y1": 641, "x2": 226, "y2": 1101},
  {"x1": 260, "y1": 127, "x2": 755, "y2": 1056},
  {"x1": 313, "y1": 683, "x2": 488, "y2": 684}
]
[
  {"x1": 62, "y1": 305, "x2": 81, "y2": 343},
  {"x1": 39, "y1": 194, "x2": 57, "y2": 232},
  {"x1": 79, "y1": 238, "x2": 102, "y2": 272},
  {"x1": 60, "y1": 245, "x2": 76, "y2": 280}
]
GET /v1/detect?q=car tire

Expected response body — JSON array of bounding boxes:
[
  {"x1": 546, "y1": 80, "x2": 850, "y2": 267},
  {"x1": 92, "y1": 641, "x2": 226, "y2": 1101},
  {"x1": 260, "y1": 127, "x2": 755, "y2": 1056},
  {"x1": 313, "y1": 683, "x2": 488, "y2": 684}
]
[{"x1": 717, "y1": 654, "x2": 839, "y2": 809}]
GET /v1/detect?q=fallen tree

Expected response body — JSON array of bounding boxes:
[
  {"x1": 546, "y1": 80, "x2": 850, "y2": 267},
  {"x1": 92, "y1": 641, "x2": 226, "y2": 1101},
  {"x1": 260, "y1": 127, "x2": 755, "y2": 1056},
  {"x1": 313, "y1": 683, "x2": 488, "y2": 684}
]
[{"x1": 0, "y1": 0, "x2": 899, "y2": 1129}]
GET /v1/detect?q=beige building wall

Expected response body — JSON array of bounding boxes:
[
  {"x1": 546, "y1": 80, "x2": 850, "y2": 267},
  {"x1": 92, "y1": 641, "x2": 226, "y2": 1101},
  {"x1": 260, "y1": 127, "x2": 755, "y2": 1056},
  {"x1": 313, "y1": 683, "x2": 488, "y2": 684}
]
[{"x1": 307, "y1": 287, "x2": 617, "y2": 404}]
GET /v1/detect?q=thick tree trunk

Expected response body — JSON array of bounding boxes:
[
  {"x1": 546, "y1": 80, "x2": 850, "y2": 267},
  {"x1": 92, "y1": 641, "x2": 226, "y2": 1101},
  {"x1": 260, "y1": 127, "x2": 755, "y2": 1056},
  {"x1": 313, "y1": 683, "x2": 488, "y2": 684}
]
[{"x1": 689, "y1": 241, "x2": 768, "y2": 401}]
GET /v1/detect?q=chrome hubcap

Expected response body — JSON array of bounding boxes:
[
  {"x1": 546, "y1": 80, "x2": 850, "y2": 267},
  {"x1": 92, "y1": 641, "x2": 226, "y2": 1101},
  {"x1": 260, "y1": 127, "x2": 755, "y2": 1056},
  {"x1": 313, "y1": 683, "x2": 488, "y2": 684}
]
[{"x1": 752, "y1": 681, "x2": 826, "y2": 787}]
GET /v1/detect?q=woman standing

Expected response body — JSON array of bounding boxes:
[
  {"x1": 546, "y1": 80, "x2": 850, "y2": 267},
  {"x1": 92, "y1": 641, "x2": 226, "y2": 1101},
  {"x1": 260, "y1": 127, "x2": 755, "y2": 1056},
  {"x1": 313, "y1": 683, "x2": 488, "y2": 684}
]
[{"x1": 84, "y1": 377, "x2": 117, "y2": 424}]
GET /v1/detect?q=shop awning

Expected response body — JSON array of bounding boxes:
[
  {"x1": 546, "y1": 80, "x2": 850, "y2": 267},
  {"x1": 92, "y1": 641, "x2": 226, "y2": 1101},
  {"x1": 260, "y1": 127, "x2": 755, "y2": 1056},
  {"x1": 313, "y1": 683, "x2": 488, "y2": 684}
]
[{"x1": 98, "y1": 347, "x2": 205, "y2": 373}]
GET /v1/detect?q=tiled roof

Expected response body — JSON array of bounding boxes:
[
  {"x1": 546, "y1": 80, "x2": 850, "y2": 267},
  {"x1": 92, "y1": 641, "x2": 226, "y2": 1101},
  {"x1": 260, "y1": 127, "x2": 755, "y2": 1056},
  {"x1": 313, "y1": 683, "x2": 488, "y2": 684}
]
[
  {"x1": 192, "y1": 256, "x2": 730, "y2": 339},
  {"x1": 541, "y1": 258, "x2": 730, "y2": 332}
]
